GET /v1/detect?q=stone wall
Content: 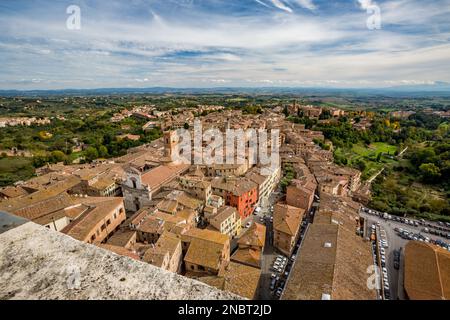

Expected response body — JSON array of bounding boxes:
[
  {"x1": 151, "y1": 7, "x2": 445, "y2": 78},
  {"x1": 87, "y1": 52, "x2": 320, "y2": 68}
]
[{"x1": 0, "y1": 216, "x2": 241, "y2": 300}]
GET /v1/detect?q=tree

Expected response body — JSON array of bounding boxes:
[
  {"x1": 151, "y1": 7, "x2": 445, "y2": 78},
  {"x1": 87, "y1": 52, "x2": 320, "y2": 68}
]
[
  {"x1": 283, "y1": 105, "x2": 289, "y2": 117},
  {"x1": 85, "y1": 146, "x2": 99, "y2": 162},
  {"x1": 376, "y1": 152, "x2": 382, "y2": 162},
  {"x1": 98, "y1": 145, "x2": 109, "y2": 158},
  {"x1": 51, "y1": 150, "x2": 66, "y2": 163},
  {"x1": 356, "y1": 159, "x2": 367, "y2": 172},
  {"x1": 419, "y1": 163, "x2": 441, "y2": 183},
  {"x1": 183, "y1": 123, "x2": 190, "y2": 130}
]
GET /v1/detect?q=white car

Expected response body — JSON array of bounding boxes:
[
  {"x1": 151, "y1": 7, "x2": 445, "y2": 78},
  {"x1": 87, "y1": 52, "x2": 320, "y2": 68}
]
[{"x1": 245, "y1": 222, "x2": 252, "y2": 228}]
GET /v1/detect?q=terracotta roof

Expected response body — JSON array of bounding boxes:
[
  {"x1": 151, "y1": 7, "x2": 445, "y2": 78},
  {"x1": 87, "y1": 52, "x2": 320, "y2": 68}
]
[
  {"x1": 137, "y1": 216, "x2": 165, "y2": 234},
  {"x1": 141, "y1": 164, "x2": 190, "y2": 190},
  {"x1": 11, "y1": 193, "x2": 75, "y2": 221},
  {"x1": 62, "y1": 197, "x2": 124, "y2": 241},
  {"x1": 33, "y1": 203, "x2": 90, "y2": 226},
  {"x1": 156, "y1": 199, "x2": 178, "y2": 214},
  {"x1": 0, "y1": 186, "x2": 30, "y2": 199},
  {"x1": 210, "y1": 206, "x2": 238, "y2": 229},
  {"x1": 175, "y1": 209, "x2": 196, "y2": 221},
  {"x1": 231, "y1": 179, "x2": 257, "y2": 197},
  {"x1": 220, "y1": 261, "x2": 261, "y2": 299},
  {"x1": 184, "y1": 237, "x2": 226, "y2": 270},
  {"x1": 283, "y1": 195, "x2": 376, "y2": 300},
  {"x1": 166, "y1": 190, "x2": 203, "y2": 210},
  {"x1": 273, "y1": 203, "x2": 304, "y2": 236},
  {"x1": 106, "y1": 229, "x2": 136, "y2": 247},
  {"x1": 231, "y1": 248, "x2": 261, "y2": 268},
  {"x1": 182, "y1": 228, "x2": 230, "y2": 245},
  {"x1": 96, "y1": 244, "x2": 140, "y2": 260},
  {"x1": 0, "y1": 176, "x2": 80, "y2": 214},
  {"x1": 197, "y1": 262, "x2": 261, "y2": 299},
  {"x1": 238, "y1": 223, "x2": 266, "y2": 248},
  {"x1": 125, "y1": 207, "x2": 154, "y2": 227},
  {"x1": 404, "y1": 241, "x2": 450, "y2": 300},
  {"x1": 282, "y1": 223, "x2": 338, "y2": 300},
  {"x1": 245, "y1": 172, "x2": 267, "y2": 186},
  {"x1": 143, "y1": 231, "x2": 181, "y2": 266}
]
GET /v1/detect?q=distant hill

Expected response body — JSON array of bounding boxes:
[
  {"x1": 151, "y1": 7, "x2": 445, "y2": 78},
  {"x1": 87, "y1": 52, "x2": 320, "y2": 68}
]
[{"x1": 1, "y1": 83, "x2": 450, "y2": 97}]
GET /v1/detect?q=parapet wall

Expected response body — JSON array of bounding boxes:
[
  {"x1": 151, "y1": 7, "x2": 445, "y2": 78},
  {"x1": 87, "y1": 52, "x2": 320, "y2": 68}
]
[{"x1": 0, "y1": 215, "x2": 241, "y2": 300}]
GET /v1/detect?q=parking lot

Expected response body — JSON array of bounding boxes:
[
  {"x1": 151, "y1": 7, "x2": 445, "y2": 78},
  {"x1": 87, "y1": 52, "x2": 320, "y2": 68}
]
[{"x1": 361, "y1": 207, "x2": 450, "y2": 300}]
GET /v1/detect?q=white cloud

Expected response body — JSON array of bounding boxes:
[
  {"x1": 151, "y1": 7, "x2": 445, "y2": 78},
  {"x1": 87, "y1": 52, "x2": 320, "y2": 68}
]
[
  {"x1": 295, "y1": 0, "x2": 317, "y2": 11},
  {"x1": 254, "y1": 0, "x2": 271, "y2": 9},
  {"x1": 358, "y1": 0, "x2": 374, "y2": 10},
  {"x1": 269, "y1": 0, "x2": 293, "y2": 13},
  {"x1": 0, "y1": 0, "x2": 449, "y2": 89}
]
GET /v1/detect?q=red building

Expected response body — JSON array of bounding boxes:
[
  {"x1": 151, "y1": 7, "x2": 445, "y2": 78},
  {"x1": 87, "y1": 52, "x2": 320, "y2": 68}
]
[{"x1": 225, "y1": 180, "x2": 258, "y2": 220}]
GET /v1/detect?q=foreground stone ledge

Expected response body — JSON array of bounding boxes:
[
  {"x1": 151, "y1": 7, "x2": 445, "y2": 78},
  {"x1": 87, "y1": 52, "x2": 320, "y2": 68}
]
[{"x1": 0, "y1": 220, "x2": 242, "y2": 300}]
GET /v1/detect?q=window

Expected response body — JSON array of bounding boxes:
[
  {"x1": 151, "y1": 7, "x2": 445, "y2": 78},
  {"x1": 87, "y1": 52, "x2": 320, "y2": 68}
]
[
  {"x1": 91, "y1": 234, "x2": 96, "y2": 241},
  {"x1": 106, "y1": 219, "x2": 111, "y2": 226},
  {"x1": 131, "y1": 178, "x2": 137, "y2": 189},
  {"x1": 101, "y1": 224, "x2": 106, "y2": 231}
]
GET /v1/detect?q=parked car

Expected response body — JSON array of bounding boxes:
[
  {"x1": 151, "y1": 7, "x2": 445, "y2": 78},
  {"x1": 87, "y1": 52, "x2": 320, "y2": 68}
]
[
  {"x1": 270, "y1": 279, "x2": 276, "y2": 291},
  {"x1": 275, "y1": 288, "x2": 283, "y2": 297}
]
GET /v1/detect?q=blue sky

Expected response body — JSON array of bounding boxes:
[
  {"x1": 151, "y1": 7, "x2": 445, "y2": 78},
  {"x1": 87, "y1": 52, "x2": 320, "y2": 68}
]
[{"x1": 0, "y1": 0, "x2": 449, "y2": 89}]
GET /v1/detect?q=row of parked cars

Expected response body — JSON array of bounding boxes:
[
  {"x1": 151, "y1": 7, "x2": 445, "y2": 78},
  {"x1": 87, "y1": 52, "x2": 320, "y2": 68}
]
[
  {"x1": 393, "y1": 249, "x2": 401, "y2": 270},
  {"x1": 363, "y1": 207, "x2": 450, "y2": 233},
  {"x1": 270, "y1": 255, "x2": 290, "y2": 298},
  {"x1": 421, "y1": 227, "x2": 450, "y2": 240},
  {"x1": 370, "y1": 230, "x2": 390, "y2": 300},
  {"x1": 394, "y1": 227, "x2": 450, "y2": 251}
]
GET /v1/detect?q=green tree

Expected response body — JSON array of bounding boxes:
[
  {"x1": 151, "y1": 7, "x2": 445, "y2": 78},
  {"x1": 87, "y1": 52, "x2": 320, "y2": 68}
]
[
  {"x1": 283, "y1": 105, "x2": 289, "y2": 117},
  {"x1": 98, "y1": 145, "x2": 109, "y2": 158},
  {"x1": 419, "y1": 163, "x2": 441, "y2": 183},
  {"x1": 85, "y1": 146, "x2": 99, "y2": 162},
  {"x1": 51, "y1": 150, "x2": 66, "y2": 163},
  {"x1": 356, "y1": 159, "x2": 367, "y2": 172}
]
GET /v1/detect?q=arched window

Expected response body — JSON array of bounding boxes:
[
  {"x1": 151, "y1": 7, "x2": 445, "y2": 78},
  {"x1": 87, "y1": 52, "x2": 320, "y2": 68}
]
[{"x1": 130, "y1": 177, "x2": 137, "y2": 189}]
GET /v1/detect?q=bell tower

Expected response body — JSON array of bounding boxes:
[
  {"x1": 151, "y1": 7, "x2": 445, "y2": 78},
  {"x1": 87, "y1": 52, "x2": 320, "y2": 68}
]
[{"x1": 164, "y1": 131, "x2": 178, "y2": 160}]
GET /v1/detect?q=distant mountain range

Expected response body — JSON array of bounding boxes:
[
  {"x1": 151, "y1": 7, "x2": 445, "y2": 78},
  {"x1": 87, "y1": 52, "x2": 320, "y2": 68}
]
[{"x1": 1, "y1": 82, "x2": 450, "y2": 97}]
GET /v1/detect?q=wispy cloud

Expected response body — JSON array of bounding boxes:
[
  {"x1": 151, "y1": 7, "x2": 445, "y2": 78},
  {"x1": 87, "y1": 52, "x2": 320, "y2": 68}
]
[
  {"x1": 269, "y1": 0, "x2": 293, "y2": 13},
  {"x1": 0, "y1": 0, "x2": 449, "y2": 89},
  {"x1": 294, "y1": 0, "x2": 317, "y2": 11}
]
